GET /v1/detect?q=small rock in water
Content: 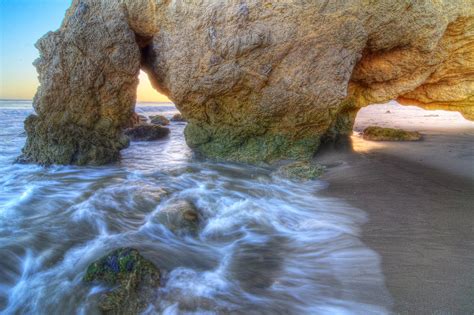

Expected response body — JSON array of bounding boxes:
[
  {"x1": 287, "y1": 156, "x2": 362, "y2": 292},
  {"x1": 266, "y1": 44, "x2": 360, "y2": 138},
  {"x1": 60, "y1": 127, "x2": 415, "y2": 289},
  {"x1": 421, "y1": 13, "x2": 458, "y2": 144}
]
[
  {"x1": 124, "y1": 125, "x2": 170, "y2": 141},
  {"x1": 168, "y1": 166, "x2": 199, "y2": 176},
  {"x1": 363, "y1": 126, "x2": 422, "y2": 141},
  {"x1": 149, "y1": 115, "x2": 170, "y2": 126},
  {"x1": 385, "y1": 110, "x2": 391, "y2": 114},
  {"x1": 83, "y1": 248, "x2": 161, "y2": 315},
  {"x1": 154, "y1": 200, "x2": 200, "y2": 235},
  {"x1": 128, "y1": 113, "x2": 148, "y2": 128},
  {"x1": 171, "y1": 113, "x2": 186, "y2": 122},
  {"x1": 276, "y1": 161, "x2": 325, "y2": 181}
]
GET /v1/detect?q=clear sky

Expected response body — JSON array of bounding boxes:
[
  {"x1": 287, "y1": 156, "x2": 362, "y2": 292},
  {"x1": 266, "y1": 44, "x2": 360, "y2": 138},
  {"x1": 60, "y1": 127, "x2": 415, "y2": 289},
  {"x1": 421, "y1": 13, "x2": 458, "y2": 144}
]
[{"x1": 0, "y1": 0, "x2": 169, "y2": 102}]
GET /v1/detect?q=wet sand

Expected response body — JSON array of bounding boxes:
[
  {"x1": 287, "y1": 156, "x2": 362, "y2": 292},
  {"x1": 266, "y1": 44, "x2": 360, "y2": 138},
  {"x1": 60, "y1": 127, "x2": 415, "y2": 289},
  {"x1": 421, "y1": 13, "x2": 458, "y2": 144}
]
[{"x1": 318, "y1": 103, "x2": 474, "y2": 314}]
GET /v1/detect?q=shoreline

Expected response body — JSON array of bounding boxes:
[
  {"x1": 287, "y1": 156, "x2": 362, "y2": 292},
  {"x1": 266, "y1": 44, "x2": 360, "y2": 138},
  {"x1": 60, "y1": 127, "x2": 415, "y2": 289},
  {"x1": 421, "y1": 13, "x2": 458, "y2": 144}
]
[{"x1": 318, "y1": 105, "x2": 474, "y2": 313}]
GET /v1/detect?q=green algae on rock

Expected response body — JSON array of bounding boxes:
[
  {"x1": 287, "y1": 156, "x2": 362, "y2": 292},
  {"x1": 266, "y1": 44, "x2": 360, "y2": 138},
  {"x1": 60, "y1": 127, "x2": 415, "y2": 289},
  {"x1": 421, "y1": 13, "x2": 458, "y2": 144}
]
[
  {"x1": 84, "y1": 248, "x2": 160, "y2": 315},
  {"x1": 363, "y1": 127, "x2": 422, "y2": 141},
  {"x1": 276, "y1": 161, "x2": 325, "y2": 181},
  {"x1": 22, "y1": 115, "x2": 130, "y2": 166},
  {"x1": 185, "y1": 122, "x2": 321, "y2": 163}
]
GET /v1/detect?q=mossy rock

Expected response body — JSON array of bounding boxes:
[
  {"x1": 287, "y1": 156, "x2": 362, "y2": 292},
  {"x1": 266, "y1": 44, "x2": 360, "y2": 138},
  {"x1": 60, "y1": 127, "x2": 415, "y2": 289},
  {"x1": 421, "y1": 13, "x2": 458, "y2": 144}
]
[
  {"x1": 84, "y1": 248, "x2": 160, "y2": 315},
  {"x1": 276, "y1": 161, "x2": 325, "y2": 181},
  {"x1": 363, "y1": 126, "x2": 422, "y2": 141},
  {"x1": 150, "y1": 115, "x2": 170, "y2": 126},
  {"x1": 185, "y1": 122, "x2": 321, "y2": 164},
  {"x1": 22, "y1": 114, "x2": 129, "y2": 166}
]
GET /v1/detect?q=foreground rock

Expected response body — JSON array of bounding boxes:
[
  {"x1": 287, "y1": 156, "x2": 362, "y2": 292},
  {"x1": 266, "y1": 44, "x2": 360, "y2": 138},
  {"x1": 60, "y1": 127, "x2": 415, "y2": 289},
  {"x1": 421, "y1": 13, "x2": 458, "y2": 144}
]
[
  {"x1": 363, "y1": 127, "x2": 422, "y2": 141},
  {"x1": 150, "y1": 115, "x2": 170, "y2": 126},
  {"x1": 124, "y1": 125, "x2": 170, "y2": 141},
  {"x1": 154, "y1": 200, "x2": 200, "y2": 235},
  {"x1": 22, "y1": 0, "x2": 474, "y2": 165},
  {"x1": 276, "y1": 161, "x2": 325, "y2": 181},
  {"x1": 84, "y1": 248, "x2": 160, "y2": 315}
]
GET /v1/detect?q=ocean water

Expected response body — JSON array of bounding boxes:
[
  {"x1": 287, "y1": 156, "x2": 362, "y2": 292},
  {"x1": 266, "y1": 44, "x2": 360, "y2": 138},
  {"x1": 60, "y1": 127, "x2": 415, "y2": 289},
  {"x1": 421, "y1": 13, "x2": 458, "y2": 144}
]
[{"x1": 0, "y1": 101, "x2": 391, "y2": 314}]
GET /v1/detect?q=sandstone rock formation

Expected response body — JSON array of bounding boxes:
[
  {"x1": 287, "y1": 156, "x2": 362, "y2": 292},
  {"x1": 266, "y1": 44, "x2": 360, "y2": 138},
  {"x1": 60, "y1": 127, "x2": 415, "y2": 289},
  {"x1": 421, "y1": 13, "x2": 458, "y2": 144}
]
[{"x1": 22, "y1": 0, "x2": 474, "y2": 165}]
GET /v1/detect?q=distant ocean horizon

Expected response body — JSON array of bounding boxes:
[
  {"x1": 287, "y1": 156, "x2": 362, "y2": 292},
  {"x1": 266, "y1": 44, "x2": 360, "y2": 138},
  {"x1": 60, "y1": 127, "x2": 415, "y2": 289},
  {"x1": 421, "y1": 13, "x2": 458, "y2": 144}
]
[{"x1": 0, "y1": 99, "x2": 175, "y2": 110}]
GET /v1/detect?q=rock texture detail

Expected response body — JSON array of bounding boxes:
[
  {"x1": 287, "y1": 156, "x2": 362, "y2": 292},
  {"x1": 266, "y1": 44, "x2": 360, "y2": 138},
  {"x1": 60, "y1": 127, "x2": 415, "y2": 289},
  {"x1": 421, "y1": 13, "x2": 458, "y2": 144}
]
[
  {"x1": 23, "y1": 0, "x2": 474, "y2": 165},
  {"x1": 21, "y1": 0, "x2": 155, "y2": 165},
  {"x1": 363, "y1": 127, "x2": 422, "y2": 142}
]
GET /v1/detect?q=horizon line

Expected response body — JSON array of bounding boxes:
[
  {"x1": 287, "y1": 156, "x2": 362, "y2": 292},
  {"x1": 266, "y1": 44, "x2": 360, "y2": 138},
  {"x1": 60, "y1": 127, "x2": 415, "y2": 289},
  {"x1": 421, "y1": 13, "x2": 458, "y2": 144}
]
[{"x1": 0, "y1": 98, "x2": 174, "y2": 104}]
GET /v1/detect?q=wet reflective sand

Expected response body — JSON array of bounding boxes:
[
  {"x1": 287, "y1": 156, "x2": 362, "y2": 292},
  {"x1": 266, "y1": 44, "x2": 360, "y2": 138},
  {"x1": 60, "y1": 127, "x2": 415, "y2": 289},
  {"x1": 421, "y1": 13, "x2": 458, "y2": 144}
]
[{"x1": 320, "y1": 103, "x2": 474, "y2": 314}]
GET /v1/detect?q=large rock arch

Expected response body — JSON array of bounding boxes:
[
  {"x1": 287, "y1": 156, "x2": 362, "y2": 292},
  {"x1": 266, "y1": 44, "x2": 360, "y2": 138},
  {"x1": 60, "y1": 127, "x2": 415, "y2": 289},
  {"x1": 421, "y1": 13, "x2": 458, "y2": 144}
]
[{"x1": 22, "y1": 0, "x2": 474, "y2": 165}]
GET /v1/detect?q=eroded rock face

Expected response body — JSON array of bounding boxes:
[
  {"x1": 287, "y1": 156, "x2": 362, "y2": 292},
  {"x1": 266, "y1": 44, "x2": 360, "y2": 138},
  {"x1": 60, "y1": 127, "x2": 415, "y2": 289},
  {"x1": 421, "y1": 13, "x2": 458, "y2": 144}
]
[
  {"x1": 144, "y1": 1, "x2": 473, "y2": 163},
  {"x1": 21, "y1": 0, "x2": 155, "y2": 165},
  {"x1": 23, "y1": 0, "x2": 474, "y2": 165}
]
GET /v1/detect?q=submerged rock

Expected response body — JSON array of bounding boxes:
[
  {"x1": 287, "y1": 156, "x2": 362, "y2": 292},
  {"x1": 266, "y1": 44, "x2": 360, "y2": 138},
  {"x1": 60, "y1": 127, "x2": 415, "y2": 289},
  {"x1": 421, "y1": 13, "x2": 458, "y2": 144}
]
[
  {"x1": 124, "y1": 125, "x2": 170, "y2": 141},
  {"x1": 363, "y1": 126, "x2": 422, "y2": 141},
  {"x1": 150, "y1": 115, "x2": 170, "y2": 126},
  {"x1": 276, "y1": 161, "x2": 325, "y2": 181},
  {"x1": 154, "y1": 200, "x2": 200, "y2": 235},
  {"x1": 171, "y1": 113, "x2": 186, "y2": 122},
  {"x1": 229, "y1": 236, "x2": 287, "y2": 291},
  {"x1": 84, "y1": 248, "x2": 160, "y2": 315}
]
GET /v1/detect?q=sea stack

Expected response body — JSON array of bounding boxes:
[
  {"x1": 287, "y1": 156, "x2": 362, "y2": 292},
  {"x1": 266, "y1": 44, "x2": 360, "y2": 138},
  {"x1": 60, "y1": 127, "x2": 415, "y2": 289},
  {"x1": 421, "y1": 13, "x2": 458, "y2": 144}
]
[{"x1": 21, "y1": 0, "x2": 474, "y2": 165}]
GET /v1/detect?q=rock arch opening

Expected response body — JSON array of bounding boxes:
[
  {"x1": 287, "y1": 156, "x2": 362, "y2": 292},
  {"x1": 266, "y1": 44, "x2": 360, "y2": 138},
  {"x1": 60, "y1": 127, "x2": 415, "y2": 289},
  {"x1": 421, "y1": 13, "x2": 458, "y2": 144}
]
[{"x1": 136, "y1": 70, "x2": 171, "y2": 104}]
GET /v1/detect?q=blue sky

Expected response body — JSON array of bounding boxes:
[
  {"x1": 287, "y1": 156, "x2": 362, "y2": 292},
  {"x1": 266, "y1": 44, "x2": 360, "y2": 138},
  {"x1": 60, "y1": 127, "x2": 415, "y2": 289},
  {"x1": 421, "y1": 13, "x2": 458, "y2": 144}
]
[
  {"x1": 0, "y1": 0, "x2": 71, "y2": 99},
  {"x1": 0, "y1": 0, "x2": 168, "y2": 102}
]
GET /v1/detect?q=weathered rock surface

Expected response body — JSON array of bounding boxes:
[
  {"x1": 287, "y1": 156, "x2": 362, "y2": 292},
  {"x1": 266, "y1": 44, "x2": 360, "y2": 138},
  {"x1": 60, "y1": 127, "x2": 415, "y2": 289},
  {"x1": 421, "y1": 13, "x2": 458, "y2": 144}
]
[
  {"x1": 171, "y1": 113, "x2": 186, "y2": 122},
  {"x1": 84, "y1": 248, "x2": 160, "y2": 315},
  {"x1": 124, "y1": 124, "x2": 170, "y2": 141},
  {"x1": 22, "y1": 0, "x2": 474, "y2": 165},
  {"x1": 127, "y1": 113, "x2": 148, "y2": 128},
  {"x1": 153, "y1": 200, "x2": 200, "y2": 235},
  {"x1": 363, "y1": 127, "x2": 422, "y2": 142},
  {"x1": 275, "y1": 161, "x2": 325, "y2": 181},
  {"x1": 149, "y1": 115, "x2": 170, "y2": 126}
]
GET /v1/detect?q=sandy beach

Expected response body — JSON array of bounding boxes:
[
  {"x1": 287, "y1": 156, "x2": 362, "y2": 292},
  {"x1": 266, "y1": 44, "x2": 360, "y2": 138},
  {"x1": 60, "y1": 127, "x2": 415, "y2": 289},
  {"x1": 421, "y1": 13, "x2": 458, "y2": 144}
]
[{"x1": 319, "y1": 103, "x2": 474, "y2": 314}]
